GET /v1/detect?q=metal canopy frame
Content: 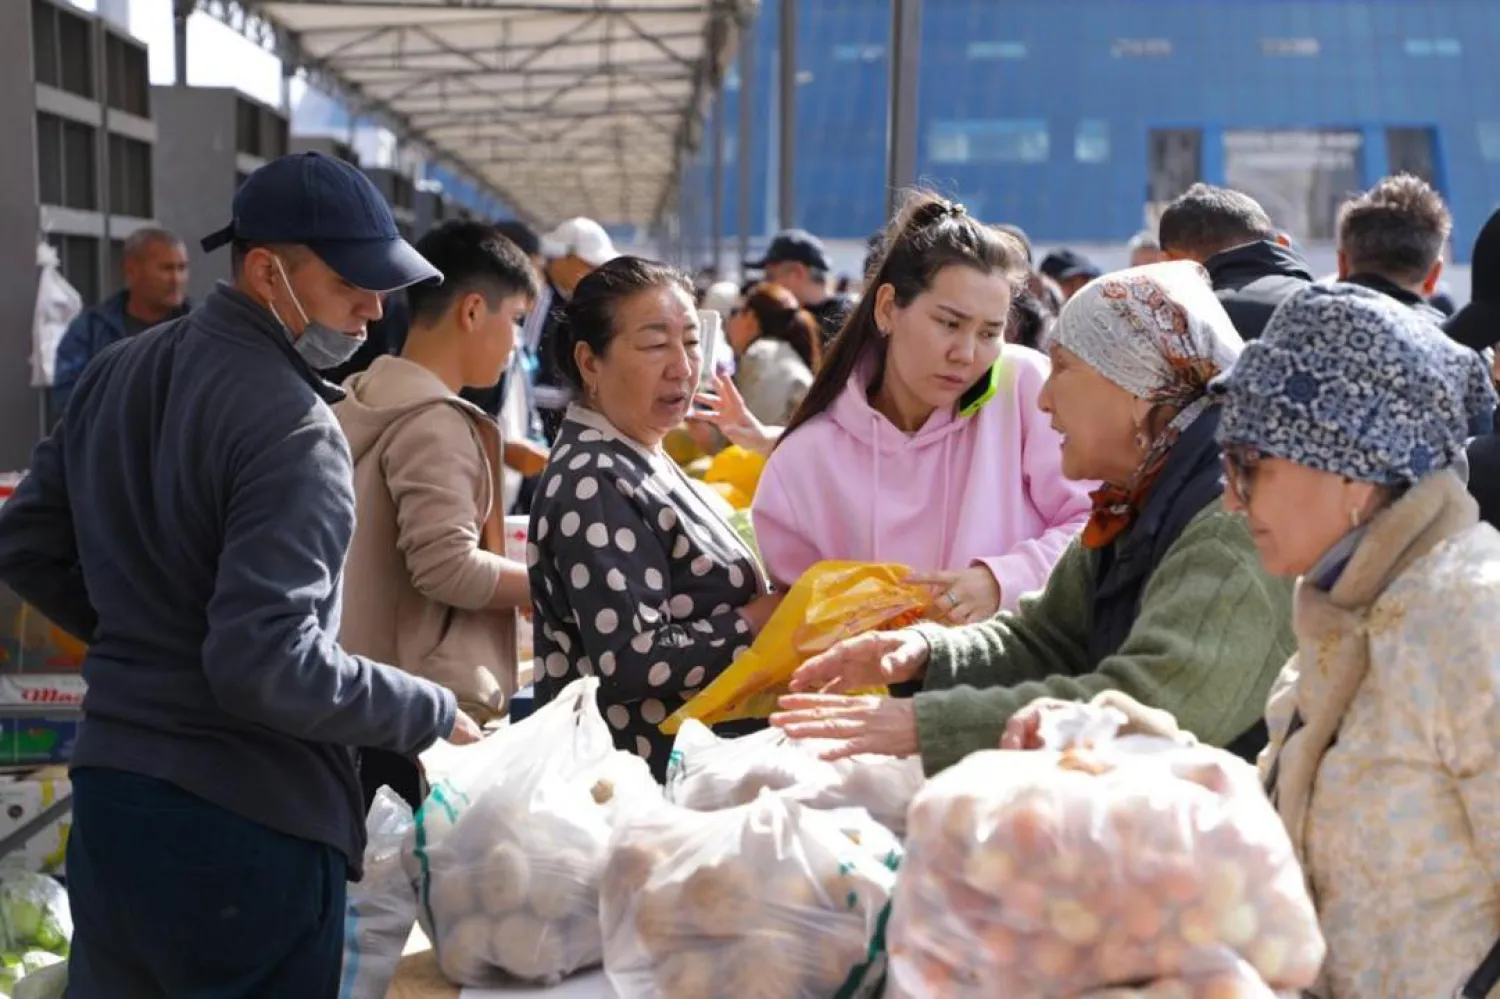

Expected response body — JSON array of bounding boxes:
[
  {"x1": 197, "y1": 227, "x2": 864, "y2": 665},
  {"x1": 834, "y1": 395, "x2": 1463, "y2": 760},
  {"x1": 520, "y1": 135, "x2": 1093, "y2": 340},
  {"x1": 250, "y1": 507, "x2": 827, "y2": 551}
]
[{"x1": 198, "y1": 0, "x2": 755, "y2": 228}]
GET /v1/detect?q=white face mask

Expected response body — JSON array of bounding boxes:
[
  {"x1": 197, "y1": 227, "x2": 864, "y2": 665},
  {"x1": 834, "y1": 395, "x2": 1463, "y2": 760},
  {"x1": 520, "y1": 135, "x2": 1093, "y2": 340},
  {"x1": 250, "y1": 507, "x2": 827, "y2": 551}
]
[{"x1": 268, "y1": 256, "x2": 364, "y2": 370}]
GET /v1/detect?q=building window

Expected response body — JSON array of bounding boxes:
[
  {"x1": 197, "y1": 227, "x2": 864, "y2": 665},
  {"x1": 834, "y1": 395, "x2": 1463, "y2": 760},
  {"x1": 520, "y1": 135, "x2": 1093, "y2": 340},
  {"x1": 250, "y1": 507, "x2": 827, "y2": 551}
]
[
  {"x1": 1404, "y1": 38, "x2": 1462, "y2": 57},
  {"x1": 832, "y1": 44, "x2": 885, "y2": 63},
  {"x1": 1075, "y1": 120, "x2": 1110, "y2": 164},
  {"x1": 1478, "y1": 123, "x2": 1500, "y2": 163},
  {"x1": 967, "y1": 41, "x2": 1027, "y2": 60},
  {"x1": 927, "y1": 120, "x2": 1049, "y2": 165},
  {"x1": 1261, "y1": 37, "x2": 1320, "y2": 57},
  {"x1": 1111, "y1": 38, "x2": 1171, "y2": 59}
]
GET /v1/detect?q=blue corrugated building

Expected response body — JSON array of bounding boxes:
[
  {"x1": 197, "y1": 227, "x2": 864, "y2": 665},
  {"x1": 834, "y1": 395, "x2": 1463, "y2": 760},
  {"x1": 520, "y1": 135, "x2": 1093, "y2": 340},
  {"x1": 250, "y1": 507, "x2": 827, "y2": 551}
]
[{"x1": 697, "y1": 0, "x2": 1500, "y2": 261}]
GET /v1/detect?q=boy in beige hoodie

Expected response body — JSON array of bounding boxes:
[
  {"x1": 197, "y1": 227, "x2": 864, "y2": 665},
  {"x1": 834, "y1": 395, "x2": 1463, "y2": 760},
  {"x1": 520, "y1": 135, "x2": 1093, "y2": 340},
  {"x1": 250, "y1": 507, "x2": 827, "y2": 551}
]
[{"x1": 335, "y1": 220, "x2": 538, "y2": 808}]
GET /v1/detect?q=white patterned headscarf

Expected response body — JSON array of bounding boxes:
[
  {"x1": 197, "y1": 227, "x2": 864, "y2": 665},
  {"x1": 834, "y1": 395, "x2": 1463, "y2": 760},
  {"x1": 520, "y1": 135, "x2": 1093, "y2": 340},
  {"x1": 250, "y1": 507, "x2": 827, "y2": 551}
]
[
  {"x1": 1051, "y1": 261, "x2": 1246, "y2": 549},
  {"x1": 1050, "y1": 260, "x2": 1244, "y2": 408}
]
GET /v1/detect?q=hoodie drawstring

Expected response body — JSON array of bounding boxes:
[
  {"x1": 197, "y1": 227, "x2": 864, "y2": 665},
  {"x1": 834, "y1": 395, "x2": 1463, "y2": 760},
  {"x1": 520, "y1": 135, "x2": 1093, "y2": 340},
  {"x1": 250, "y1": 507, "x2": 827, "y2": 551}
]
[
  {"x1": 871, "y1": 412, "x2": 881, "y2": 563},
  {"x1": 870, "y1": 412, "x2": 958, "y2": 570},
  {"x1": 938, "y1": 434, "x2": 953, "y2": 566}
]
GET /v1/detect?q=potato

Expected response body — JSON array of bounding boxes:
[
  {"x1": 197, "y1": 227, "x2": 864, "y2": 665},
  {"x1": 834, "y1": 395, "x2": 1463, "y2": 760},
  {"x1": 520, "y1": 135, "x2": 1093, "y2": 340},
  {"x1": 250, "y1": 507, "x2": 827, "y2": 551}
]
[
  {"x1": 437, "y1": 914, "x2": 492, "y2": 984},
  {"x1": 427, "y1": 871, "x2": 477, "y2": 921},
  {"x1": 680, "y1": 863, "x2": 757, "y2": 936},
  {"x1": 654, "y1": 948, "x2": 719, "y2": 999},
  {"x1": 477, "y1": 841, "x2": 531, "y2": 916},
  {"x1": 527, "y1": 849, "x2": 591, "y2": 921},
  {"x1": 491, "y1": 911, "x2": 564, "y2": 981}
]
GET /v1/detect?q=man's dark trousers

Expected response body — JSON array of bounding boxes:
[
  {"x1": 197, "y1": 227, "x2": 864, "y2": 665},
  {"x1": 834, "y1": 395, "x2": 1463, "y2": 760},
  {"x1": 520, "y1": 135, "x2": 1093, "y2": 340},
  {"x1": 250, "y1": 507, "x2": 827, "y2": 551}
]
[{"x1": 65, "y1": 767, "x2": 347, "y2": 998}]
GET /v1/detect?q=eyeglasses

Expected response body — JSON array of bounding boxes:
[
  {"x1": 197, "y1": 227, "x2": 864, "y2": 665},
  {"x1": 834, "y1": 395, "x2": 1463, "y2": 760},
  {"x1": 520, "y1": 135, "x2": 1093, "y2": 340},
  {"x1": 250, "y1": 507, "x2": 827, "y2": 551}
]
[{"x1": 1221, "y1": 446, "x2": 1262, "y2": 506}]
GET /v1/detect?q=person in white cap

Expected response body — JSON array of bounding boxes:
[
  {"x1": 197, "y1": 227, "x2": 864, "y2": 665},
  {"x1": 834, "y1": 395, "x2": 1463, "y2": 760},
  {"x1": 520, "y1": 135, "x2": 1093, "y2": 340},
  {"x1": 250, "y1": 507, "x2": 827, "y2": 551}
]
[{"x1": 525, "y1": 217, "x2": 619, "y2": 440}]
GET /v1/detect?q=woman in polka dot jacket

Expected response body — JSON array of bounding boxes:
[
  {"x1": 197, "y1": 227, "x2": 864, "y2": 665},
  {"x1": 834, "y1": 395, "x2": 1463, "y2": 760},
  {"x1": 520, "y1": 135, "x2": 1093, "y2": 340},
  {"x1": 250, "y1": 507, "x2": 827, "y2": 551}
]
[{"x1": 529, "y1": 257, "x2": 784, "y2": 779}]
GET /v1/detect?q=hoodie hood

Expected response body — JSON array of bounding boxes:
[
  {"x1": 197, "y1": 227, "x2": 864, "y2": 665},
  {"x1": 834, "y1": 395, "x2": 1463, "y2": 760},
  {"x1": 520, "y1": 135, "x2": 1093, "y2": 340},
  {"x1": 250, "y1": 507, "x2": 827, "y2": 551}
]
[
  {"x1": 337, "y1": 355, "x2": 495, "y2": 463},
  {"x1": 1205, "y1": 240, "x2": 1315, "y2": 291}
]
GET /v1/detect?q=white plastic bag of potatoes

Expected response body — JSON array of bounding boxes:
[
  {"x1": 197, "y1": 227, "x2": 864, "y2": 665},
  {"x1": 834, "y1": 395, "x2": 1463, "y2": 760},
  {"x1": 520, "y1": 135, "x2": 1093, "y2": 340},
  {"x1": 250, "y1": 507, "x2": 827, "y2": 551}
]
[
  {"x1": 415, "y1": 676, "x2": 662, "y2": 986},
  {"x1": 601, "y1": 793, "x2": 897, "y2": 999},
  {"x1": 886, "y1": 708, "x2": 1324, "y2": 999},
  {"x1": 666, "y1": 719, "x2": 925, "y2": 835}
]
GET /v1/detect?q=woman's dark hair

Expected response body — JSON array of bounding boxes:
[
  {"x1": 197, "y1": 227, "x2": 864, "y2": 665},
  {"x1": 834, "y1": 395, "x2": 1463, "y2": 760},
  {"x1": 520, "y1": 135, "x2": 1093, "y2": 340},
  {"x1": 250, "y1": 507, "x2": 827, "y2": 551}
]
[
  {"x1": 551, "y1": 255, "x2": 694, "y2": 391},
  {"x1": 1008, "y1": 289, "x2": 1051, "y2": 350},
  {"x1": 780, "y1": 192, "x2": 1029, "y2": 442},
  {"x1": 739, "y1": 282, "x2": 822, "y2": 372}
]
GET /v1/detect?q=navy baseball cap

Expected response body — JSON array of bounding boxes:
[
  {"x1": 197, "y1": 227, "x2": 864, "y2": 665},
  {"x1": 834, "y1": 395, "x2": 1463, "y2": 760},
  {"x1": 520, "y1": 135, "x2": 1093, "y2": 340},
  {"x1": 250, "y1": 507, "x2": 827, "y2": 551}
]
[
  {"x1": 1039, "y1": 248, "x2": 1102, "y2": 282},
  {"x1": 201, "y1": 152, "x2": 441, "y2": 293},
  {"x1": 746, "y1": 229, "x2": 833, "y2": 272}
]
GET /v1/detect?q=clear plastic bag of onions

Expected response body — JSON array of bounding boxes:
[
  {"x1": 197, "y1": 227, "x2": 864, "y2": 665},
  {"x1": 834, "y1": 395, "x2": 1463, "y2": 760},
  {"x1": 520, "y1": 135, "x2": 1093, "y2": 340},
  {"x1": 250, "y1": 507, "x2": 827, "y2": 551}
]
[
  {"x1": 601, "y1": 793, "x2": 897, "y2": 999},
  {"x1": 886, "y1": 703, "x2": 1325, "y2": 999}
]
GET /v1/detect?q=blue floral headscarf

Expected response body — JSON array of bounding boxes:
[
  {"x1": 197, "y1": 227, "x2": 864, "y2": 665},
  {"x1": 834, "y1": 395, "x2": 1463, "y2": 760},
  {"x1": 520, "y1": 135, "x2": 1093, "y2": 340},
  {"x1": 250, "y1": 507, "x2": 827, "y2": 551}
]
[{"x1": 1215, "y1": 283, "x2": 1496, "y2": 486}]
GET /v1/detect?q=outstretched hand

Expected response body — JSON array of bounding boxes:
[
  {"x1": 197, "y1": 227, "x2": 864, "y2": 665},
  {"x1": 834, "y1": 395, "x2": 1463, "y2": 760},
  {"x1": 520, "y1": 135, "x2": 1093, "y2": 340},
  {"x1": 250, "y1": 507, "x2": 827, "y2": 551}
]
[
  {"x1": 690, "y1": 373, "x2": 782, "y2": 456},
  {"x1": 787, "y1": 630, "x2": 929, "y2": 694}
]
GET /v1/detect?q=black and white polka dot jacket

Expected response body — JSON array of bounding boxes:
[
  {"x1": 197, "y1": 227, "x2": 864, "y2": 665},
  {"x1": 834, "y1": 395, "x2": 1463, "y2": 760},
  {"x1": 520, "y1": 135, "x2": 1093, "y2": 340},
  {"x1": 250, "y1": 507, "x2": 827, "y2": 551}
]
[{"x1": 528, "y1": 406, "x2": 769, "y2": 779}]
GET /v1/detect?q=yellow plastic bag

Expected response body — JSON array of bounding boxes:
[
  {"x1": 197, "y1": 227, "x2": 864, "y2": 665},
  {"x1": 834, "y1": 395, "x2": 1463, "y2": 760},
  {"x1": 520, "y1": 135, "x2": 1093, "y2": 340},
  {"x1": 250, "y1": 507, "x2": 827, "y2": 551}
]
[
  {"x1": 702, "y1": 446, "x2": 767, "y2": 503},
  {"x1": 661, "y1": 562, "x2": 932, "y2": 735}
]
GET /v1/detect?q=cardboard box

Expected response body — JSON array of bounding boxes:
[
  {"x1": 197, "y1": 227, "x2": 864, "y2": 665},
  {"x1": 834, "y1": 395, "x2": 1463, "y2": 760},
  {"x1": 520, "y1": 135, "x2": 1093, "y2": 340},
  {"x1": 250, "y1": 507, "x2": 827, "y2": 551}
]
[
  {"x1": 0, "y1": 774, "x2": 70, "y2": 874},
  {"x1": 0, "y1": 676, "x2": 84, "y2": 767},
  {"x1": 503, "y1": 516, "x2": 534, "y2": 666}
]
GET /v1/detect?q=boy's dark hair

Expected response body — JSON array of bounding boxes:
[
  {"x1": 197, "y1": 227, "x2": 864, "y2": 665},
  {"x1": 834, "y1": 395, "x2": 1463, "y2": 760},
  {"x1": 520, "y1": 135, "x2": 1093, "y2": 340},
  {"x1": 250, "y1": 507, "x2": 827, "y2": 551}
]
[
  {"x1": 1158, "y1": 183, "x2": 1277, "y2": 259},
  {"x1": 1336, "y1": 174, "x2": 1451, "y2": 285},
  {"x1": 407, "y1": 220, "x2": 540, "y2": 327},
  {"x1": 552, "y1": 256, "x2": 694, "y2": 391}
]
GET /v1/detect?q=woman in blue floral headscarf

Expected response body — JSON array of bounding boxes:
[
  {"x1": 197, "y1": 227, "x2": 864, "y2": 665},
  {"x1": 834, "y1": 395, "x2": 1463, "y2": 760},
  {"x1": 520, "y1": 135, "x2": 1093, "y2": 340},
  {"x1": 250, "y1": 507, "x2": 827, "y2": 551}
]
[{"x1": 1010, "y1": 282, "x2": 1500, "y2": 999}]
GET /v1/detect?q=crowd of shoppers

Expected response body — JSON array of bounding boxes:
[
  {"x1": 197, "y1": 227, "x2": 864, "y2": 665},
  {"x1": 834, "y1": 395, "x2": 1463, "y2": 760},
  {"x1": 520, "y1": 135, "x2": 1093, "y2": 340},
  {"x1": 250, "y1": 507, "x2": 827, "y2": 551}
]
[{"x1": 3, "y1": 144, "x2": 1500, "y2": 998}]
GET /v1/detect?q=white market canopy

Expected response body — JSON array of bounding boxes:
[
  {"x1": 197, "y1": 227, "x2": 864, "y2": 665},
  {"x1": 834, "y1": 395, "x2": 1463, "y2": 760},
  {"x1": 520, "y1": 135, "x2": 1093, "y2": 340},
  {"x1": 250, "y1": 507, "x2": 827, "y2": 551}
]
[{"x1": 244, "y1": 0, "x2": 752, "y2": 226}]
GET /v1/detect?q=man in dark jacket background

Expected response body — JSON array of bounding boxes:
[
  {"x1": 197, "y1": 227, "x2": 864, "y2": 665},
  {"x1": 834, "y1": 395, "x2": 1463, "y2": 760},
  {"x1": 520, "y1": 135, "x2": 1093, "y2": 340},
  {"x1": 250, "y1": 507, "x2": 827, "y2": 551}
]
[
  {"x1": 50, "y1": 227, "x2": 190, "y2": 414},
  {"x1": 0, "y1": 152, "x2": 481, "y2": 997},
  {"x1": 1158, "y1": 183, "x2": 1313, "y2": 340},
  {"x1": 1452, "y1": 209, "x2": 1500, "y2": 529},
  {"x1": 1333, "y1": 174, "x2": 1451, "y2": 323}
]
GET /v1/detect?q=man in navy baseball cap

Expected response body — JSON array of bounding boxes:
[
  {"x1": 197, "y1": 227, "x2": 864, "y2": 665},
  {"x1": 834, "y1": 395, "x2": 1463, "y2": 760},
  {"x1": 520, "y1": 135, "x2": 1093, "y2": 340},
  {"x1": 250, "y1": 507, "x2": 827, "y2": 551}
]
[
  {"x1": 203, "y1": 151, "x2": 440, "y2": 293},
  {"x1": 203, "y1": 152, "x2": 441, "y2": 371},
  {"x1": 0, "y1": 151, "x2": 480, "y2": 996}
]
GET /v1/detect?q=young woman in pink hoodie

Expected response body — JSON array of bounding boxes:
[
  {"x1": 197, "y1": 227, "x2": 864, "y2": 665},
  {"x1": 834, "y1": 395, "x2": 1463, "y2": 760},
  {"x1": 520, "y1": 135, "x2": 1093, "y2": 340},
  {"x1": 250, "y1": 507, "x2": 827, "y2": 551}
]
[{"x1": 752, "y1": 194, "x2": 1093, "y2": 622}]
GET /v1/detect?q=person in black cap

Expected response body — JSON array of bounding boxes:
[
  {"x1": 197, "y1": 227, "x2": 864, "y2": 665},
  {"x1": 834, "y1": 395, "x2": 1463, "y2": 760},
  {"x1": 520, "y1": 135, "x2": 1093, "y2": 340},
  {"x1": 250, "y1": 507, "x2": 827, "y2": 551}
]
[
  {"x1": 0, "y1": 151, "x2": 482, "y2": 997},
  {"x1": 1455, "y1": 209, "x2": 1500, "y2": 529},
  {"x1": 748, "y1": 228, "x2": 854, "y2": 345},
  {"x1": 1037, "y1": 248, "x2": 1102, "y2": 301}
]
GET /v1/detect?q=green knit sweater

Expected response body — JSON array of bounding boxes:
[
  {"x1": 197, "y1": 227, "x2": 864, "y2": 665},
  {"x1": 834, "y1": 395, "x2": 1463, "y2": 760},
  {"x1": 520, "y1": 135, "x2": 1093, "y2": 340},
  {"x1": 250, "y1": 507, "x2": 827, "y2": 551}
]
[{"x1": 910, "y1": 502, "x2": 1295, "y2": 775}]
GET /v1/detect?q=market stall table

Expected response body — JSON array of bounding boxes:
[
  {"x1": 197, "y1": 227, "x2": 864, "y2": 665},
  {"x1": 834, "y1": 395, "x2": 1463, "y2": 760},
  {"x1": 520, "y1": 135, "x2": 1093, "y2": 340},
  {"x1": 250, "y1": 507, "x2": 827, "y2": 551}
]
[{"x1": 387, "y1": 929, "x2": 615, "y2": 999}]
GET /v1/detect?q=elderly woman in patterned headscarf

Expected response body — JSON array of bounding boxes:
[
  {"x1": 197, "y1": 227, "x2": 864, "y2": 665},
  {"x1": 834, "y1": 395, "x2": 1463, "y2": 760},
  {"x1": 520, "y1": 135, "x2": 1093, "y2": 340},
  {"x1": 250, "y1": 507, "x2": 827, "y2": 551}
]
[
  {"x1": 1006, "y1": 283, "x2": 1500, "y2": 999},
  {"x1": 771, "y1": 261, "x2": 1296, "y2": 774}
]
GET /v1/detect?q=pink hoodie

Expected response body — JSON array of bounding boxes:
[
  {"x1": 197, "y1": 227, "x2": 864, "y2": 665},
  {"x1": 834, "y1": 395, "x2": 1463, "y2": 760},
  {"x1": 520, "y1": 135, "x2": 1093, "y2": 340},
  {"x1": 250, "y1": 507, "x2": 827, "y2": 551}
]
[{"x1": 752, "y1": 346, "x2": 1093, "y2": 608}]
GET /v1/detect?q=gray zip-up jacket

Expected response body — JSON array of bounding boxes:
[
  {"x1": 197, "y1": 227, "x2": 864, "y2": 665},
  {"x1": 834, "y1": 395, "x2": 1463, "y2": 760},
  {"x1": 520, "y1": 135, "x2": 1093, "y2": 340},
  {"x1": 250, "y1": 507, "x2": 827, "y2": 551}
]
[{"x1": 0, "y1": 284, "x2": 456, "y2": 877}]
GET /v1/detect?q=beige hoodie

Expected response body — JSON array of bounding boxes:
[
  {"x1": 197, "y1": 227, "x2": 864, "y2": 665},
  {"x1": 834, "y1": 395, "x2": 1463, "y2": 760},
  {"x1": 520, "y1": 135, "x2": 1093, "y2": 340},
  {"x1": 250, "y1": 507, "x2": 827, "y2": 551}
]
[{"x1": 334, "y1": 356, "x2": 518, "y2": 723}]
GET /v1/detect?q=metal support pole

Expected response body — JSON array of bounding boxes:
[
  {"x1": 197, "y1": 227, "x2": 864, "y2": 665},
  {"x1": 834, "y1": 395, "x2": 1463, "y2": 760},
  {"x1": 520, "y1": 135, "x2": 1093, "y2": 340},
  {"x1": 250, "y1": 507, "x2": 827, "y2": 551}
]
[
  {"x1": 886, "y1": 0, "x2": 923, "y2": 218},
  {"x1": 173, "y1": 0, "x2": 192, "y2": 86},
  {"x1": 710, "y1": 86, "x2": 725, "y2": 275},
  {"x1": 281, "y1": 61, "x2": 295, "y2": 117},
  {"x1": 777, "y1": 0, "x2": 796, "y2": 230},
  {"x1": 736, "y1": 19, "x2": 754, "y2": 273}
]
